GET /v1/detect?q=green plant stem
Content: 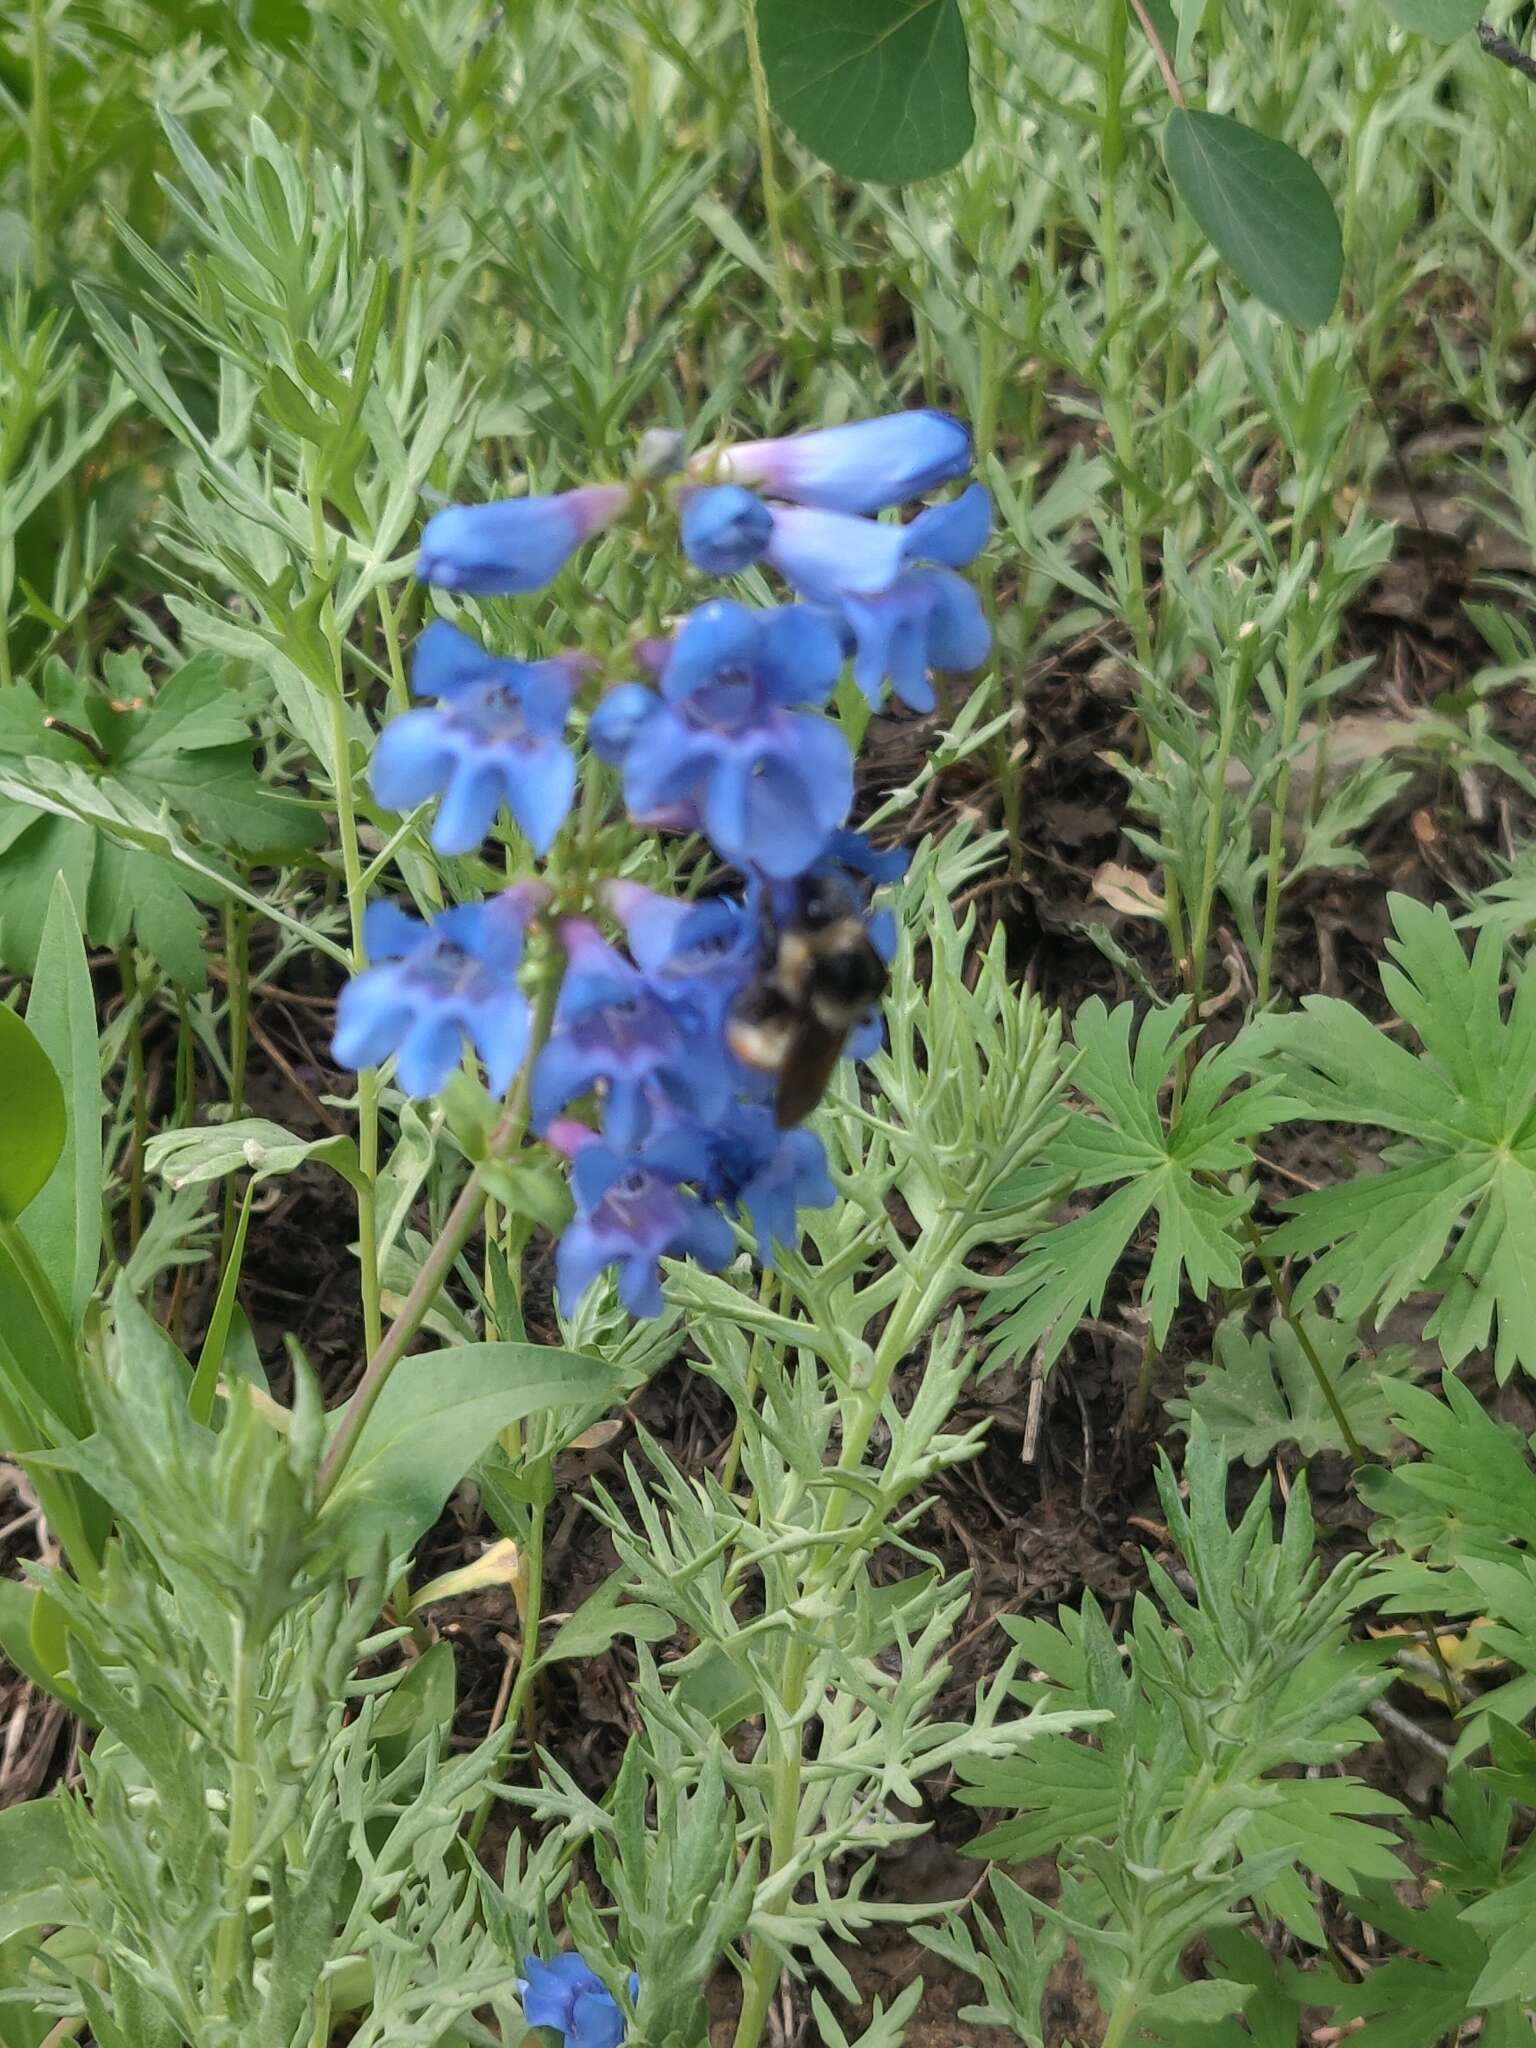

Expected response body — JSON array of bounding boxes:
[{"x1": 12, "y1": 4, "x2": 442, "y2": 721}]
[
  {"x1": 1095, "y1": 0, "x2": 1186, "y2": 984},
  {"x1": 742, "y1": 1, "x2": 799, "y2": 327},
  {"x1": 732, "y1": 1250, "x2": 959, "y2": 2048},
  {"x1": 308, "y1": 457, "x2": 382, "y2": 1358},
  {"x1": 506, "y1": 1482, "x2": 545, "y2": 1743},
  {"x1": 119, "y1": 950, "x2": 146, "y2": 1252},
  {"x1": 219, "y1": 903, "x2": 250, "y2": 1274},
  {"x1": 211, "y1": 1626, "x2": 258, "y2": 2013},
  {"x1": 315, "y1": 962, "x2": 564, "y2": 1504},
  {"x1": 28, "y1": 0, "x2": 49, "y2": 291},
  {"x1": 1189, "y1": 632, "x2": 1256, "y2": 1016},
  {"x1": 0, "y1": 1214, "x2": 77, "y2": 1399},
  {"x1": 1255, "y1": 611, "x2": 1305, "y2": 1008}
]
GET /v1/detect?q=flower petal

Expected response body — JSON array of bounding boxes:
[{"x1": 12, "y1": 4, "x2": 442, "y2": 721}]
[
  {"x1": 371, "y1": 711, "x2": 457, "y2": 811},
  {"x1": 765, "y1": 505, "x2": 908, "y2": 602},
  {"x1": 755, "y1": 605, "x2": 845, "y2": 708},
  {"x1": 428, "y1": 758, "x2": 505, "y2": 854},
  {"x1": 395, "y1": 1011, "x2": 463, "y2": 1097},
  {"x1": 332, "y1": 967, "x2": 413, "y2": 1072},
  {"x1": 900, "y1": 483, "x2": 991, "y2": 570},
  {"x1": 706, "y1": 411, "x2": 972, "y2": 513},
  {"x1": 661, "y1": 600, "x2": 761, "y2": 704},
  {"x1": 502, "y1": 739, "x2": 576, "y2": 856}
]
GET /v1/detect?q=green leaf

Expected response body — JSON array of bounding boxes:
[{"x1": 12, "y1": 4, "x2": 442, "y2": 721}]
[
  {"x1": 1378, "y1": 0, "x2": 1481, "y2": 36},
  {"x1": 22, "y1": 877, "x2": 103, "y2": 1328},
  {"x1": 321, "y1": 1343, "x2": 621, "y2": 1568},
  {"x1": 1250, "y1": 897, "x2": 1536, "y2": 1381},
  {"x1": 0, "y1": 1008, "x2": 66, "y2": 1223},
  {"x1": 1163, "y1": 109, "x2": 1342, "y2": 328},
  {"x1": 539, "y1": 1573, "x2": 675, "y2": 1667},
  {"x1": 0, "y1": 1580, "x2": 57, "y2": 1701},
  {"x1": 756, "y1": 0, "x2": 975, "y2": 184},
  {"x1": 1167, "y1": 1311, "x2": 1424, "y2": 1466},
  {"x1": 146, "y1": 1118, "x2": 367, "y2": 1195},
  {"x1": 0, "y1": 1796, "x2": 84, "y2": 1943}
]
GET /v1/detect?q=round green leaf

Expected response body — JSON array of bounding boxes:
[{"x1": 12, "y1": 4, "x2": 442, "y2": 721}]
[
  {"x1": 1164, "y1": 109, "x2": 1343, "y2": 329},
  {"x1": 756, "y1": 0, "x2": 975, "y2": 185},
  {"x1": 0, "y1": 1005, "x2": 66, "y2": 1222},
  {"x1": 1377, "y1": 0, "x2": 1481, "y2": 38}
]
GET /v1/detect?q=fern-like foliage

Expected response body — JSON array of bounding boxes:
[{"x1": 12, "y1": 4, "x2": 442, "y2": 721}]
[
  {"x1": 1250, "y1": 895, "x2": 1536, "y2": 1381},
  {"x1": 950, "y1": 1423, "x2": 1401, "y2": 2038},
  {"x1": 1167, "y1": 1309, "x2": 1423, "y2": 1466},
  {"x1": 986, "y1": 1001, "x2": 1299, "y2": 1372}
]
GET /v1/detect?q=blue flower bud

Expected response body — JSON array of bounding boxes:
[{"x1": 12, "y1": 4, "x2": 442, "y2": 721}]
[
  {"x1": 679, "y1": 484, "x2": 772, "y2": 573},
  {"x1": 417, "y1": 484, "x2": 627, "y2": 595},
  {"x1": 698, "y1": 410, "x2": 972, "y2": 514}
]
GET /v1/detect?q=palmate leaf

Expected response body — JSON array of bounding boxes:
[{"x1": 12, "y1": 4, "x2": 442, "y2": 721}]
[
  {"x1": 986, "y1": 1000, "x2": 1301, "y2": 1373},
  {"x1": 1167, "y1": 1310, "x2": 1424, "y2": 1466},
  {"x1": 1249, "y1": 895, "x2": 1536, "y2": 1381}
]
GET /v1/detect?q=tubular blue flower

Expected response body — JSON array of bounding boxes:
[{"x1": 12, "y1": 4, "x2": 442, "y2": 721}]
[
  {"x1": 533, "y1": 920, "x2": 734, "y2": 1150},
  {"x1": 518, "y1": 1953, "x2": 638, "y2": 2048},
  {"x1": 611, "y1": 601, "x2": 853, "y2": 878},
  {"x1": 699, "y1": 411, "x2": 972, "y2": 514},
  {"x1": 679, "y1": 484, "x2": 772, "y2": 574},
  {"x1": 332, "y1": 887, "x2": 545, "y2": 1098},
  {"x1": 549, "y1": 1125, "x2": 735, "y2": 1319},
  {"x1": 764, "y1": 485, "x2": 992, "y2": 712},
  {"x1": 371, "y1": 621, "x2": 583, "y2": 856},
  {"x1": 417, "y1": 483, "x2": 627, "y2": 595},
  {"x1": 692, "y1": 1102, "x2": 836, "y2": 1263},
  {"x1": 600, "y1": 880, "x2": 757, "y2": 1037}
]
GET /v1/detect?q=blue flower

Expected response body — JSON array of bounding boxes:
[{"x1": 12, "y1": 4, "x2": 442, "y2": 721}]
[
  {"x1": 550, "y1": 1123, "x2": 735, "y2": 1318},
  {"x1": 518, "y1": 1952, "x2": 638, "y2": 2048},
  {"x1": 371, "y1": 621, "x2": 584, "y2": 856},
  {"x1": 533, "y1": 919, "x2": 734, "y2": 1150},
  {"x1": 601, "y1": 880, "x2": 758, "y2": 1039},
  {"x1": 332, "y1": 888, "x2": 545, "y2": 1098},
  {"x1": 418, "y1": 483, "x2": 627, "y2": 595},
  {"x1": 693, "y1": 1102, "x2": 836, "y2": 1263},
  {"x1": 700, "y1": 411, "x2": 972, "y2": 514},
  {"x1": 765, "y1": 485, "x2": 992, "y2": 712},
  {"x1": 598, "y1": 601, "x2": 853, "y2": 879},
  {"x1": 680, "y1": 485, "x2": 772, "y2": 574}
]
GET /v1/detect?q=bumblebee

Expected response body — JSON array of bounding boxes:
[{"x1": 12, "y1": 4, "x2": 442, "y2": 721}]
[{"x1": 726, "y1": 870, "x2": 889, "y2": 1127}]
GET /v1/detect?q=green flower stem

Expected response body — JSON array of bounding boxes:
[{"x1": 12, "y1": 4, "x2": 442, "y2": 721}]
[
  {"x1": 742, "y1": 1, "x2": 799, "y2": 328},
  {"x1": 732, "y1": 1241, "x2": 962, "y2": 2048},
  {"x1": 210, "y1": 1624, "x2": 258, "y2": 2014},
  {"x1": 315, "y1": 959, "x2": 564, "y2": 1505},
  {"x1": 28, "y1": 0, "x2": 49, "y2": 291}
]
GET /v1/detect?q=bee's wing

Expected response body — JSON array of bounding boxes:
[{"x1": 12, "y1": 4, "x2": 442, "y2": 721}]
[{"x1": 775, "y1": 1016, "x2": 849, "y2": 1127}]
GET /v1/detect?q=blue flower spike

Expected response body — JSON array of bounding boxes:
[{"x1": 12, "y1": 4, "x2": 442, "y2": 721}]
[
  {"x1": 332, "y1": 885, "x2": 547, "y2": 1099},
  {"x1": 518, "y1": 1952, "x2": 638, "y2": 2048},
  {"x1": 371, "y1": 620, "x2": 587, "y2": 856},
  {"x1": 549, "y1": 1122, "x2": 735, "y2": 1319},
  {"x1": 698, "y1": 410, "x2": 972, "y2": 515},
  {"x1": 418, "y1": 483, "x2": 628, "y2": 595},
  {"x1": 609, "y1": 600, "x2": 854, "y2": 878}
]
